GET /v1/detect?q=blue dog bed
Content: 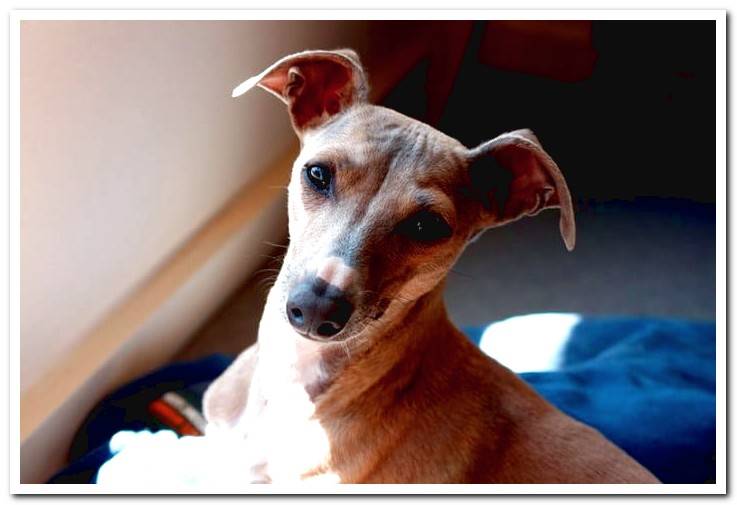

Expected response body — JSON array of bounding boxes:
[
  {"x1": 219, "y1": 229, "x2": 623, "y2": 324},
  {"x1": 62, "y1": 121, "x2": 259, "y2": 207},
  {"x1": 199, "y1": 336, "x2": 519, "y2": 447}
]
[{"x1": 49, "y1": 315, "x2": 716, "y2": 484}]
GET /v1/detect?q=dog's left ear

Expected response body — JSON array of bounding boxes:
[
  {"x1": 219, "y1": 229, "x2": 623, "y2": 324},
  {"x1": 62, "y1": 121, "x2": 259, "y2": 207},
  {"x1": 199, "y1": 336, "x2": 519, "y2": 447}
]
[
  {"x1": 232, "y1": 49, "x2": 369, "y2": 133},
  {"x1": 467, "y1": 129, "x2": 576, "y2": 251}
]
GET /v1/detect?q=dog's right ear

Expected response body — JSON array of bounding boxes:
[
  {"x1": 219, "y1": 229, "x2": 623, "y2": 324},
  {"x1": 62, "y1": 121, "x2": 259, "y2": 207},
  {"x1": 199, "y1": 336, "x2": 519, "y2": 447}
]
[{"x1": 232, "y1": 49, "x2": 369, "y2": 133}]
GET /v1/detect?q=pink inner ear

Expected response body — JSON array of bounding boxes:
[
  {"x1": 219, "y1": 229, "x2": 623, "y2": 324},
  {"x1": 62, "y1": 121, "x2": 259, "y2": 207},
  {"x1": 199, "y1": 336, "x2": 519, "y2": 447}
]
[
  {"x1": 259, "y1": 73, "x2": 287, "y2": 93},
  {"x1": 289, "y1": 60, "x2": 353, "y2": 129},
  {"x1": 494, "y1": 144, "x2": 554, "y2": 220},
  {"x1": 470, "y1": 131, "x2": 576, "y2": 250}
]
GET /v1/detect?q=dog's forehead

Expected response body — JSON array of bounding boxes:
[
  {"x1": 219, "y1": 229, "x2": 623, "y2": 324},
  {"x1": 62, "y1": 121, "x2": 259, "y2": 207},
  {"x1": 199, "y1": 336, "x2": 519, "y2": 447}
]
[{"x1": 303, "y1": 105, "x2": 468, "y2": 177}]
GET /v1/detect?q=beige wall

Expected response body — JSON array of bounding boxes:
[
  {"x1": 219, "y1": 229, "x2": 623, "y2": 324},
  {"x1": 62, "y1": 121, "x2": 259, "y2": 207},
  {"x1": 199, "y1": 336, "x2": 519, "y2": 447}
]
[
  {"x1": 20, "y1": 194, "x2": 288, "y2": 484},
  {"x1": 20, "y1": 20, "x2": 370, "y2": 483},
  {"x1": 21, "y1": 20, "x2": 368, "y2": 392}
]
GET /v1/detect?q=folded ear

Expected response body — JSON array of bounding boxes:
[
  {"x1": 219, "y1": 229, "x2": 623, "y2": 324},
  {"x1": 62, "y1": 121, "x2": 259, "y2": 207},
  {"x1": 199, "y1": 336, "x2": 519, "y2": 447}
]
[
  {"x1": 231, "y1": 49, "x2": 369, "y2": 133},
  {"x1": 467, "y1": 129, "x2": 576, "y2": 251}
]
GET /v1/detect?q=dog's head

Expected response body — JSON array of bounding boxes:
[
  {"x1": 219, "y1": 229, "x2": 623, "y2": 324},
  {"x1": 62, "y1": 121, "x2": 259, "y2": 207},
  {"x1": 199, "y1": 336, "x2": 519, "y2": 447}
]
[{"x1": 234, "y1": 49, "x2": 575, "y2": 344}]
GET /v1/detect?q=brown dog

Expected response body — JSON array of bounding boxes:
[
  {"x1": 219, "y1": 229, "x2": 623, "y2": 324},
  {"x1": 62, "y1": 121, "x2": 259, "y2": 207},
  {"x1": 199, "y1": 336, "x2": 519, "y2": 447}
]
[{"x1": 202, "y1": 49, "x2": 659, "y2": 484}]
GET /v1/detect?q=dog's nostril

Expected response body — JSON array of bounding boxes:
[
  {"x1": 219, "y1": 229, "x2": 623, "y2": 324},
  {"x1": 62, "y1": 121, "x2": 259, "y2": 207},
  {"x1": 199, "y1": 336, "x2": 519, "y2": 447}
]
[
  {"x1": 290, "y1": 307, "x2": 304, "y2": 324},
  {"x1": 316, "y1": 321, "x2": 342, "y2": 338}
]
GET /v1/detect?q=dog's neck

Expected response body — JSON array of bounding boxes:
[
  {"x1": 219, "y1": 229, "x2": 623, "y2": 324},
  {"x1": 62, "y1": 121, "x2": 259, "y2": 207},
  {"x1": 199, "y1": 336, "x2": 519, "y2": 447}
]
[{"x1": 256, "y1": 280, "x2": 455, "y2": 404}]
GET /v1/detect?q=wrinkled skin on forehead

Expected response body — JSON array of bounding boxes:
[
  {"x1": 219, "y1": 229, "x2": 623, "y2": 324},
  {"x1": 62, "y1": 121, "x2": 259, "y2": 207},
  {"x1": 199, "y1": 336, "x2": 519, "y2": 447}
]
[{"x1": 278, "y1": 104, "x2": 479, "y2": 344}]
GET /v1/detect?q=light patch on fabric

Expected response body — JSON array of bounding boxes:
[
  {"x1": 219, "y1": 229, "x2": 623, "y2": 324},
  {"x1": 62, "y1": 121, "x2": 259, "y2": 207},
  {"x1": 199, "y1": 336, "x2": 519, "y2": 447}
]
[{"x1": 478, "y1": 313, "x2": 581, "y2": 373}]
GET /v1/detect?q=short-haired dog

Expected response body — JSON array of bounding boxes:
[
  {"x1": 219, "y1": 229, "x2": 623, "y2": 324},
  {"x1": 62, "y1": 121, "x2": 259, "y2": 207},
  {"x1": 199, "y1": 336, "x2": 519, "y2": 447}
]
[{"x1": 203, "y1": 49, "x2": 659, "y2": 484}]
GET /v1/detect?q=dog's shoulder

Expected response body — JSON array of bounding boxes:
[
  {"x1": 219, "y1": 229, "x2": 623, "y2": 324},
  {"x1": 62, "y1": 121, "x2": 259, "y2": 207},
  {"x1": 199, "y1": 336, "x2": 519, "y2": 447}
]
[
  {"x1": 532, "y1": 415, "x2": 660, "y2": 483},
  {"x1": 453, "y1": 343, "x2": 659, "y2": 484},
  {"x1": 474, "y1": 407, "x2": 660, "y2": 483}
]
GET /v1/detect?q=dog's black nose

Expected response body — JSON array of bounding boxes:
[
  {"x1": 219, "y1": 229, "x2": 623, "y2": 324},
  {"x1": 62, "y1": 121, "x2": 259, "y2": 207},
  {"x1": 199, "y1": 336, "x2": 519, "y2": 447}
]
[{"x1": 286, "y1": 277, "x2": 354, "y2": 339}]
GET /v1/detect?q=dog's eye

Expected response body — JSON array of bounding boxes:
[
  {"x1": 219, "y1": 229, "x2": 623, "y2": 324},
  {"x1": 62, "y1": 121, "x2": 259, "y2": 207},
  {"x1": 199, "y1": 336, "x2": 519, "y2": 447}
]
[
  {"x1": 304, "y1": 164, "x2": 332, "y2": 194},
  {"x1": 398, "y1": 211, "x2": 452, "y2": 243}
]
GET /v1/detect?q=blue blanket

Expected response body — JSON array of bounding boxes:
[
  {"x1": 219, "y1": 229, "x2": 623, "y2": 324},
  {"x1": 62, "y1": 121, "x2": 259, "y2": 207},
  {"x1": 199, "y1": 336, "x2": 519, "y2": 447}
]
[{"x1": 49, "y1": 316, "x2": 716, "y2": 484}]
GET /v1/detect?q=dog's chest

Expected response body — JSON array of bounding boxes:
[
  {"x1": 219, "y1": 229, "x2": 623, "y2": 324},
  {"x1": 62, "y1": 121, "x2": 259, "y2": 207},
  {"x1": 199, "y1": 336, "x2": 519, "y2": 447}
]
[{"x1": 235, "y1": 357, "x2": 338, "y2": 483}]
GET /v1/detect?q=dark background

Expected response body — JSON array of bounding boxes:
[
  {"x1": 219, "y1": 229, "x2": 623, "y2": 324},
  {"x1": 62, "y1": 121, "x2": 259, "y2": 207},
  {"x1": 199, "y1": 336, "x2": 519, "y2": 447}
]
[
  {"x1": 384, "y1": 20, "x2": 716, "y2": 204},
  {"x1": 381, "y1": 21, "x2": 716, "y2": 324}
]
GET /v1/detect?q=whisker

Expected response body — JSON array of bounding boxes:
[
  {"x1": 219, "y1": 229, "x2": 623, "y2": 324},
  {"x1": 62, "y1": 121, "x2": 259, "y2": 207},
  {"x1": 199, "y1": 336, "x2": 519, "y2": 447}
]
[
  {"x1": 256, "y1": 282, "x2": 277, "y2": 296},
  {"x1": 254, "y1": 268, "x2": 282, "y2": 275},
  {"x1": 255, "y1": 278, "x2": 278, "y2": 289},
  {"x1": 263, "y1": 241, "x2": 289, "y2": 250}
]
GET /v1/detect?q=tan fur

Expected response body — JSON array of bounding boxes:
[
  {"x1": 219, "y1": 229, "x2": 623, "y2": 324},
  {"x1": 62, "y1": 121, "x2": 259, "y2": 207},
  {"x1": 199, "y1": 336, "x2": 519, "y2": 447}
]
[{"x1": 203, "y1": 49, "x2": 660, "y2": 484}]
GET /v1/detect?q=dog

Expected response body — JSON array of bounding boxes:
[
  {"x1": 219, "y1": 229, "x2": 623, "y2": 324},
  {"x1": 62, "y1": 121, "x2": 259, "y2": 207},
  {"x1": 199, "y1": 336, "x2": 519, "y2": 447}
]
[{"x1": 202, "y1": 49, "x2": 660, "y2": 484}]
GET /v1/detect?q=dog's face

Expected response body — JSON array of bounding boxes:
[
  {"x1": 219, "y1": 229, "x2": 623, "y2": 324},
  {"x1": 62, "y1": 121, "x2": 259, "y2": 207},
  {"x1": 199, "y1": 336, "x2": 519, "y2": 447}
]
[
  {"x1": 282, "y1": 105, "x2": 474, "y2": 341},
  {"x1": 234, "y1": 50, "x2": 575, "y2": 344}
]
